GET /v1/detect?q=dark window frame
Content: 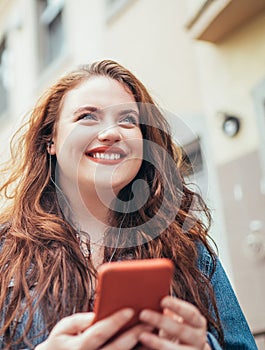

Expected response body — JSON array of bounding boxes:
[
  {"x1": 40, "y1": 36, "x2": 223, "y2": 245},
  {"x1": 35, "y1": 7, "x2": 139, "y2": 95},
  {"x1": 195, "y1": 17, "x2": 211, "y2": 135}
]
[{"x1": 36, "y1": 0, "x2": 65, "y2": 71}]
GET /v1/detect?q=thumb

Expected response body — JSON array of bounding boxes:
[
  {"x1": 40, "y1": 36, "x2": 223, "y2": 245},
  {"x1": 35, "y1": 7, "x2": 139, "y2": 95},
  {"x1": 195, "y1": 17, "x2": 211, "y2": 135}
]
[{"x1": 51, "y1": 312, "x2": 95, "y2": 336}]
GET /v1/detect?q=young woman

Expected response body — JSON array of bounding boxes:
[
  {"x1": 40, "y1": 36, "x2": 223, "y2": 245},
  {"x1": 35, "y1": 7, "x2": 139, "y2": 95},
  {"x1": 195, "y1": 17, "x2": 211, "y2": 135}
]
[{"x1": 0, "y1": 60, "x2": 257, "y2": 349}]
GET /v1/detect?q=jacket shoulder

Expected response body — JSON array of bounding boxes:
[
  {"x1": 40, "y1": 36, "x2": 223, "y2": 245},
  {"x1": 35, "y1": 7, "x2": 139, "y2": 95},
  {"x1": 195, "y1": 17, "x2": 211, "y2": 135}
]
[{"x1": 196, "y1": 241, "x2": 217, "y2": 278}]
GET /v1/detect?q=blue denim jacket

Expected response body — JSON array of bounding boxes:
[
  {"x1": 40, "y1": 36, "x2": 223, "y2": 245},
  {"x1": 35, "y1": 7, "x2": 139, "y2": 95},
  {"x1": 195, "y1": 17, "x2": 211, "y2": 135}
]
[
  {"x1": 196, "y1": 245, "x2": 258, "y2": 349},
  {"x1": 0, "y1": 244, "x2": 258, "y2": 349}
]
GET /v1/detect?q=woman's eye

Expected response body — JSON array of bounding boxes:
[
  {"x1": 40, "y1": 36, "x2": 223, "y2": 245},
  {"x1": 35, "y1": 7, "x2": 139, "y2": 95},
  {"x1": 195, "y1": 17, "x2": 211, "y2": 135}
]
[
  {"x1": 120, "y1": 115, "x2": 138, "y2": 125},
  {"x1": 79, "y1": 113, "x2": 97, "y2": 121}
]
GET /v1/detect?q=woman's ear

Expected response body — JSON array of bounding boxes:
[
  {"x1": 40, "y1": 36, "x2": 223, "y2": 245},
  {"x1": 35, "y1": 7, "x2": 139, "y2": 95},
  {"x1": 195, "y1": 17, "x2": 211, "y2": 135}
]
[{"x1": 47, "y1": 140, "x2": 56, "y2": 155}]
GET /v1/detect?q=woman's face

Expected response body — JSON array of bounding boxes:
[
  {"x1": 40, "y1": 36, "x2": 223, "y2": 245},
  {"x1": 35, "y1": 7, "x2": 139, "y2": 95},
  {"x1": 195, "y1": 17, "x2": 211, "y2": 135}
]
[{"x1": 51, "y1": 76, "x2": 143, "y2": 199}]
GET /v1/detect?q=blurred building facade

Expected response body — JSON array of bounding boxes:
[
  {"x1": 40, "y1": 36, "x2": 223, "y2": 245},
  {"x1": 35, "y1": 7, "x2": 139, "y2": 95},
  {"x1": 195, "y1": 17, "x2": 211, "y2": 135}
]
[{"x1": 0, "y1": 0, "x2": 265, "y2": 346}]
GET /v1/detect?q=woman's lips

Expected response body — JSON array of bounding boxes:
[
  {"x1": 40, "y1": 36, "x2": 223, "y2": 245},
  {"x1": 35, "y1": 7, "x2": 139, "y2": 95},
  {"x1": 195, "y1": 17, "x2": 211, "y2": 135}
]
[{"x1": 85, "y1": 146, "x2": 127, "y2": 165}]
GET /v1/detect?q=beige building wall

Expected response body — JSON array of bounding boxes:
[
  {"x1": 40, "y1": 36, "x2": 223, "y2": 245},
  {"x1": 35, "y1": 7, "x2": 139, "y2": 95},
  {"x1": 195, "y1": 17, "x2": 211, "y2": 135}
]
[
  {"x1": 195, "y1": 10, "x2": 265, "y2": 165},
  {"x1": 104, "y1": 0, "x2": 203, "y2": 114}
]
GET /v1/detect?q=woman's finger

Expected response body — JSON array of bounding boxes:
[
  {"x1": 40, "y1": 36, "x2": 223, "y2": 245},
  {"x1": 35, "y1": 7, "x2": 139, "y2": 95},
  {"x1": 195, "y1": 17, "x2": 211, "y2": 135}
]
[
  {"x1": 80, "y1": 308, "x2": 135, "y2": 349},
  {"x1": 101, "y1": 323, "x2": 154, "y2": 350},
  {"x1": 139, "y1": 309, "x2": 189, "y2": 340},
  {"x1": 159, "y1": 308, "x2": 182, "y2": 340},
  {"x1": 50, "y1": 312, "x2": 95, "y2": 336},
  {"x1": 139, "y1": 308, "x2": 207, "y2": 347},
  {"x1": 161, "y1": 296, "x2": 206, "y2": 329},
  {"x1": 139, "y1": 331, "x2": 186, "y2": 350}
]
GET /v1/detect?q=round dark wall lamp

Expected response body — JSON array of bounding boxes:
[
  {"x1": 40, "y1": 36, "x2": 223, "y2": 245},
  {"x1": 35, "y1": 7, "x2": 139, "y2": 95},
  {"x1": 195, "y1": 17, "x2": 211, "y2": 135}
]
[{"x1": 222, "y1": 115, "x2": 241, "y2": 137}]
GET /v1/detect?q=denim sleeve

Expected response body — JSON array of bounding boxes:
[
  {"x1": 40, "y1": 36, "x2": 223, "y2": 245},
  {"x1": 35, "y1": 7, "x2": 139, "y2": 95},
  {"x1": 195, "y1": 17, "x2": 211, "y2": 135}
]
[
  {"x1": 207, "y1": 331, "x2": 223, "y2": 349},
  {"x1": 0, "y1": 281, "x2": 48, "y2": 350},
  {"x1": 199, "y1": 246, "x2": 258, "y2": 350}
]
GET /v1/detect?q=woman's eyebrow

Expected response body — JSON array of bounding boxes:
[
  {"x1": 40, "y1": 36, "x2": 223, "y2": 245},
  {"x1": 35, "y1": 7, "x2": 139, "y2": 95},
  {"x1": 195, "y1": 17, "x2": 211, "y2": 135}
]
[
  {"x1": 117, "y1": 109, "x2": 139, "y2": 117},
  {"x1": 73, "y1": 106, "x2": 139, "y2": 117},
  {"x1": 73, "y1": 105, "x2": 100, "y2": 115}
]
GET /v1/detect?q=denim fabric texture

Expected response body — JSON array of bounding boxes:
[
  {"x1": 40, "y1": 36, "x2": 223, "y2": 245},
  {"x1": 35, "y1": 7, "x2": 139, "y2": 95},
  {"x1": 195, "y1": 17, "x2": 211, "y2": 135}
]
[
  {"x1": 197, "y1": 244, "x2": 258, "y2": 349},
  {"x1": 0, "y1": 243, "x2": 258, "y2": 349}
]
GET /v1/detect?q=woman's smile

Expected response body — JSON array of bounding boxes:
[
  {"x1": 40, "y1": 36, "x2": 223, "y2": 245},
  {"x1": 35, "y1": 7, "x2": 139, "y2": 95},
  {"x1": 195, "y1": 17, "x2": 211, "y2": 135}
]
[{"x1": 85, "y1": 146, "x2": 127, "y2": 165}]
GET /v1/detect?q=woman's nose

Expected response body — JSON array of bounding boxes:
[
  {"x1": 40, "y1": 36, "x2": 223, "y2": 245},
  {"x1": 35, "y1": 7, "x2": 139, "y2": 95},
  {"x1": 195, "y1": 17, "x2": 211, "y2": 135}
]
[{"x1": 97, "y1": 124, "x2": 122, "y2": 143}]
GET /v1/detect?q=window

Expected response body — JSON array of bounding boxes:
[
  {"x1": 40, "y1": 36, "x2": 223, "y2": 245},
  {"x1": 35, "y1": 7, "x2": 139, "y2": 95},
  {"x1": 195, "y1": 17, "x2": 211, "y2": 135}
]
[
  {"x1": 36, "y1": 0, "x2": 65, "y2": 70},
  {"x1": 0, "y1": 37, "x2": 8, "y2": 115}
]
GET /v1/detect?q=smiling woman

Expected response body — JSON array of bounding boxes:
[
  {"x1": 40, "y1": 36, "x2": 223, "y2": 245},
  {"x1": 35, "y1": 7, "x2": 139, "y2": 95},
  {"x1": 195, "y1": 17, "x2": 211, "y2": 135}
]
[
  {"x1": 49, "y1": 76, "x2": 143, "y2": 221},
  {"x1": 0, "y1": 60, "x2": 258, "y2": 350}
]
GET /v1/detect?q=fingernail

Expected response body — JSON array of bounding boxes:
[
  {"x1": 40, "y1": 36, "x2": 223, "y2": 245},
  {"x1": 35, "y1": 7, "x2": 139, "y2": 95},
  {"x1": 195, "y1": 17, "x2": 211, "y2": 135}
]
[
  {"x1": 161, "y1": 298, "x2": 173, "y2": 308},
  {"x1": 122, "y1": 308, "x2": 134, "y2": 319},
  {"x1": 139, "y1": 310, "x2": 150, "y2": 321}
]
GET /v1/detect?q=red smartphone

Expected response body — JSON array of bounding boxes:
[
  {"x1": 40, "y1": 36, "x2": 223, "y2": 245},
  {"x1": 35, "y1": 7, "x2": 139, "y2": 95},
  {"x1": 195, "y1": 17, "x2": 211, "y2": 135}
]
[{"x1": 92, "y1": 258, "x2": 174, "y2": 333}]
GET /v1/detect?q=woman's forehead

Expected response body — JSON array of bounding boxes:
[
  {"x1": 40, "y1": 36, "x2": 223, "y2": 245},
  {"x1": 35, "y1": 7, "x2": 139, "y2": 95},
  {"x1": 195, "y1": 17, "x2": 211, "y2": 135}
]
[{"x1": 60, "y1": 76, "x2": 138, "y2": 117}]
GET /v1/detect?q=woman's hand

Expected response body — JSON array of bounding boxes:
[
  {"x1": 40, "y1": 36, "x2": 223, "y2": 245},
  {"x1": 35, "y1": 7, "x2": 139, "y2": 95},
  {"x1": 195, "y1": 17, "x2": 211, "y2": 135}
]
[
  {"x1": 138, "y1": 296, "x2": 210, "y2": 350},
  {"x1": 35, "y1": 308, "x2": 153, "y2": 350}
]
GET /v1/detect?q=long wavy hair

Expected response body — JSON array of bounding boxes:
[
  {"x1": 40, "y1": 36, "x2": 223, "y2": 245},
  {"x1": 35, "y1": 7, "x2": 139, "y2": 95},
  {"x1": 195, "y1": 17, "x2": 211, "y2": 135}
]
[{"x1": 0, "y1": 60, "x2": 223, "y2": 347}]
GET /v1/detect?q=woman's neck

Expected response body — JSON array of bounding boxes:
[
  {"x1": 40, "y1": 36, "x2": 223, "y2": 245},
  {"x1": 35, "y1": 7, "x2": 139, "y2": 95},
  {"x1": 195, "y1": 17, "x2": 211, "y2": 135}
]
[{"x1": 57, "y1": 182, "x2": 115, "y2": 241}]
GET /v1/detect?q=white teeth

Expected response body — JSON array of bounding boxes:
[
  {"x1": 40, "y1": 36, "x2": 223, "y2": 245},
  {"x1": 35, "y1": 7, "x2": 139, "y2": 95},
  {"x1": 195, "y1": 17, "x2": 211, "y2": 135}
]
[{"x1": 91, "y1": 153, "x2": 121, "y2": 160}]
